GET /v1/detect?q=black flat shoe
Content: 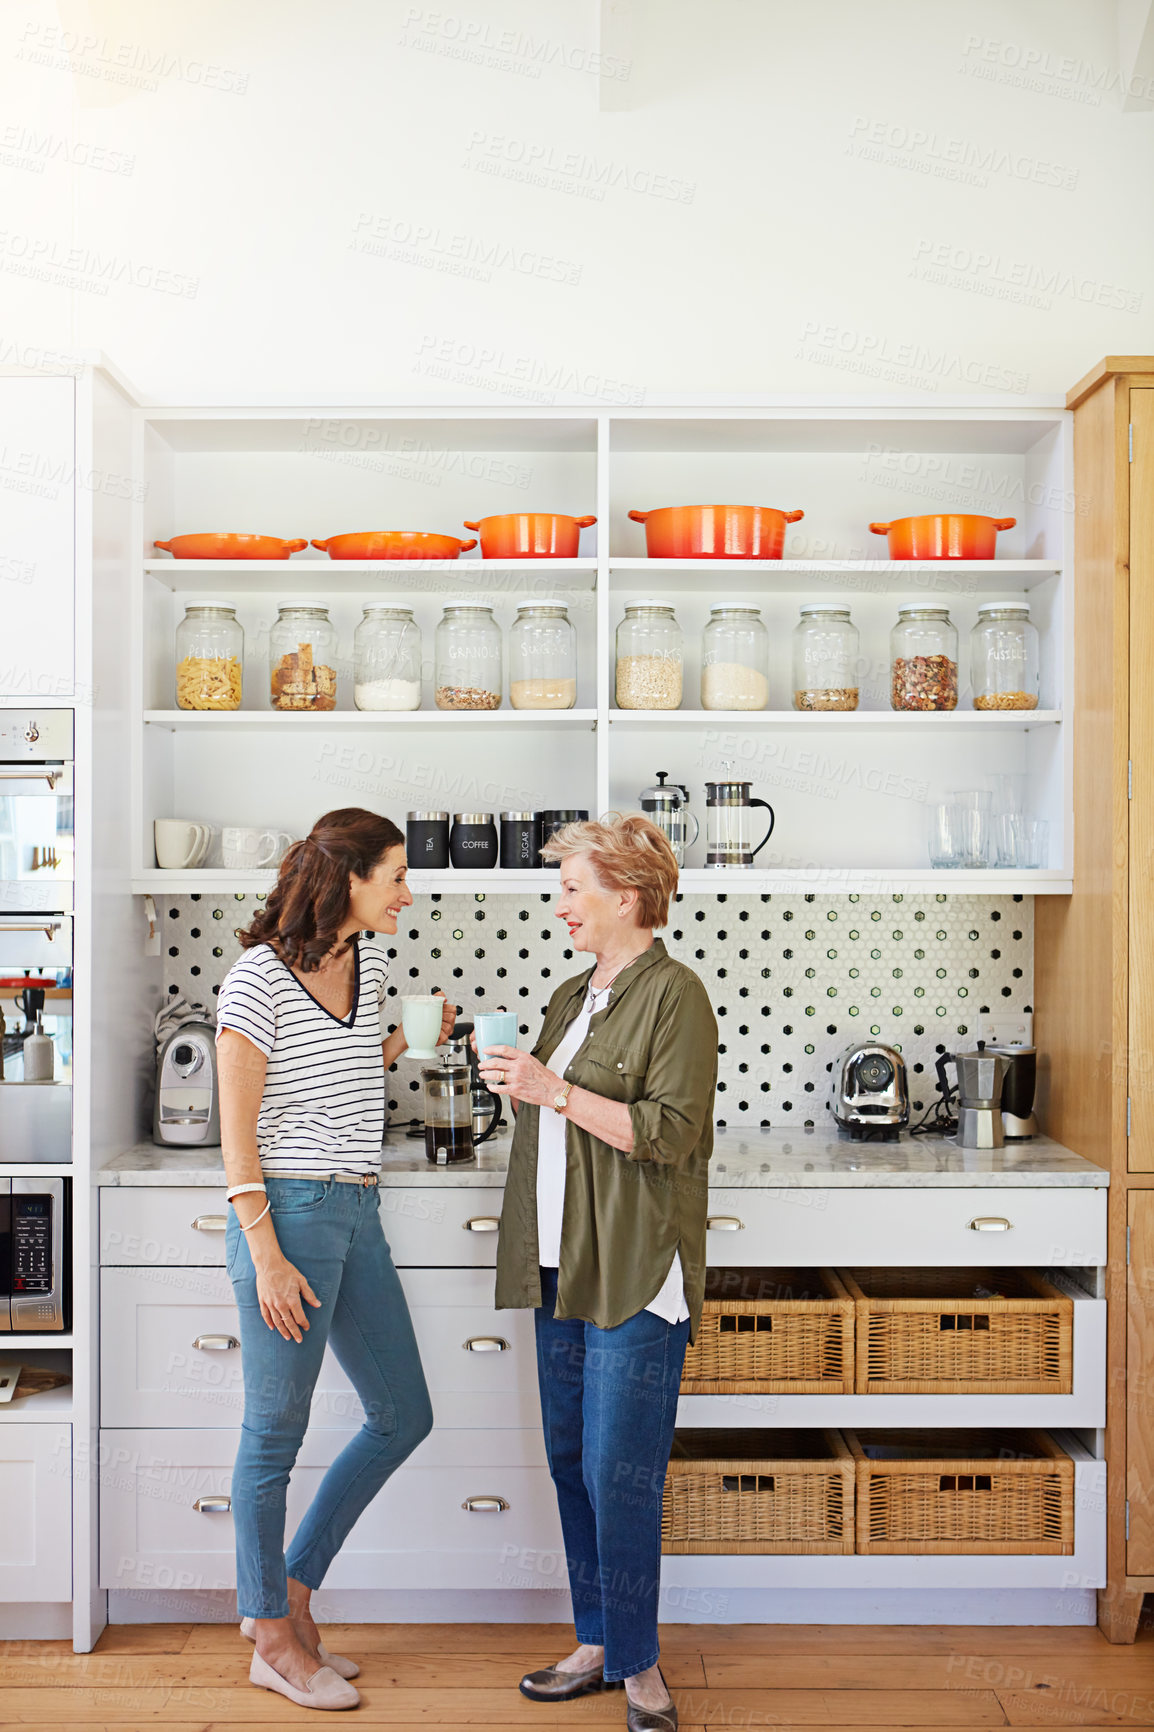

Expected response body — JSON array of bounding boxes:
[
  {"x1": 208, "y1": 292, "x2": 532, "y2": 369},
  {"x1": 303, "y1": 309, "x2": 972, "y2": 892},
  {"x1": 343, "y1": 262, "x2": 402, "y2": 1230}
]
[
  {"x1": 625, "y1": 1666, "x2": 677, "y2": 1731},
  {"x1": 520, "y1": 1662, "x2": 622, "y2": 1701}
]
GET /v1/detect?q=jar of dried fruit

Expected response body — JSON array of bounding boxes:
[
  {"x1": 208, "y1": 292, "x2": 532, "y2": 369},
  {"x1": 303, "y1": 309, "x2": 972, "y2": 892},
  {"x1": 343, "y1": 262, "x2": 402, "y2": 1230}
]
[
  {"x1": 269, "y1": 604, "x2": 339, "y2": 711},
  {"x1": 435, "y1": 602, "x2": 503, "y2": 710},
  {"x1": 615, "y1": 601, "x2": 683, "y2": 710},
  {"x1": 508, "y1": 600, "x2": 576, "y2": 710},
  {"x1": 890, "y1": 606, "x2": 958, "y2": 711},
  {"x1": 792, "y1": 604, "x2": 859, "y2": 710},
  {"x1": 701, "y1": 605, "x2": 769, "y2": 710},
  {"x1": 176, "y1": 602, "x2": 243, "y2": 710},
  {"x1": 970, "y1": 601, "x2": 1039, "y2": 711}
]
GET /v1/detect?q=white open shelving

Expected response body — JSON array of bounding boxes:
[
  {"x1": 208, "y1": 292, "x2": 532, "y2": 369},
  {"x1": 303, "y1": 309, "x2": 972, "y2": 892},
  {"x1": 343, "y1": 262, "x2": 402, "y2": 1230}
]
[{"x1": 131, "y1": 403, "x2": 1073, "y2": 894}]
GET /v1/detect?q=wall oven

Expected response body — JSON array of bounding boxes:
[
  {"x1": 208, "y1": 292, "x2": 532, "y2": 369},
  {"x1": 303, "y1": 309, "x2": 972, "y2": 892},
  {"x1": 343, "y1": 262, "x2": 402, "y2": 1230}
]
[
  {"x1": 0, "y1": 1175, "x2": 67, "y2": 1331},
  {"x1": 0, "y1": 710, "x2": 73, "y2": 914}
]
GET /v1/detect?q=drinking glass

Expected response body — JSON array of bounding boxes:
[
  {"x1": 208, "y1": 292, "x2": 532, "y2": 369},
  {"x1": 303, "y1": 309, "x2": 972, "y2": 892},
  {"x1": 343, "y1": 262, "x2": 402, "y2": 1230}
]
[
  {"x1": 929, "y1": 803, "x2": 962, "y2": 868},
  {"x1": 995, "y1": 811, "x2": 1020, "y2": 867},
  {"x1": 1014, "y1": 816, "x2": 1049, "y2": 869},
  {"x1": 956, "y1": 809, "x2": 993, "y2": 868},
  {"x1": 402, "y1": 995, "x2": 444, "y2": 1059}
]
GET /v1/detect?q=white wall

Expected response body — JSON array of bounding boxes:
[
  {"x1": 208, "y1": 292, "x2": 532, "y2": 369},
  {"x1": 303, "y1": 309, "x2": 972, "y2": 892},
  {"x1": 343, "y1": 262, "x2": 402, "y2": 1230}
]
[{"x1": 1, "y1": 0, "x2": 1152, "y2": 402}]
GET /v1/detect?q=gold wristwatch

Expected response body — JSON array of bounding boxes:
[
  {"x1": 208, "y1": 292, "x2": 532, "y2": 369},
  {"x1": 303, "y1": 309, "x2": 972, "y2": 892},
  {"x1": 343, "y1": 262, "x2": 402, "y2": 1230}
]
[{"x1": 553, "y1": 1080, "x2": 574, "y2": 1113}]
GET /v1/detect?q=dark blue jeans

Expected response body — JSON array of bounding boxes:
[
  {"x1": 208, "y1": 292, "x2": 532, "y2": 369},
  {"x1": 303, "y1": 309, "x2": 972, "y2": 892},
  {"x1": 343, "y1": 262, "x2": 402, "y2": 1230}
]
[{"x1": 534, "y1": 1266, "x2": 690, "y2": 1681}]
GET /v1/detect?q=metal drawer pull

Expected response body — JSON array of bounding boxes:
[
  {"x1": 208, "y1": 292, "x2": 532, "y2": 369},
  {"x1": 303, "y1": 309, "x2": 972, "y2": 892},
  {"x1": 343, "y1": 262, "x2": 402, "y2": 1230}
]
[
  {"x1": 193, "y1": 1495, "x2": 232, "y2": 1514},
  {"x1": 463, "y1": 1217, "x2": 500, "y2": 1232},
  {"x1": 464, "y1": 1336, "x2": 509, "y2": 1353},
  {"x1": 191, "y1": 1215, "x2": 228, "y2": 1232},
  {"x1": 0, "y1": 768, "x2": 62, "y2": 789},
  {"x1": 193, "y1": 1334, "x2": 238, "y2": 1352},
  {"x1": 462, "y1": 1495, "x2": 509, "y2": 1513},
  {"x1": 967, "y1": 1216, "x2": 1013, "y2": 1232},
  {"x1": 707, "y1": 1216, "x2": 744, "y2": 1231},
  {"x1": 0, "y1": 921, "x2": 63, "y2": 938}
]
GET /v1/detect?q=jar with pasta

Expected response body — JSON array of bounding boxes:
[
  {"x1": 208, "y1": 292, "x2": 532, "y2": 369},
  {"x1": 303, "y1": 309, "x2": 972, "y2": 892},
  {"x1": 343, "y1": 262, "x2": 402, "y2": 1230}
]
[
  {"x1": 269, "y1": 604, "x2": 339, "y2": 711},
  {"x1": 792, "y1": 604, "x2": 859, "y2": 710},
  {"x1": 175, "y1": 603, "x2": 243, "y2": 710},
  {"x1": 970, "y1": 601, "x2": 1039, "y2": 710}
]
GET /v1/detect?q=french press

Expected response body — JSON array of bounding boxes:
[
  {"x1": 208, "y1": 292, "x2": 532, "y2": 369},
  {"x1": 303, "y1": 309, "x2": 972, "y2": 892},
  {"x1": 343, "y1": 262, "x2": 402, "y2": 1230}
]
[
  {"x1": 421, "y1": 1060, "x2": 501, "y2": 1165},
  {"x1": 704, "y1": 769, "x2": 775, "y2": 868},
  {"x1": 639, "y1": 771, "x2": 699, "y2": 867}
]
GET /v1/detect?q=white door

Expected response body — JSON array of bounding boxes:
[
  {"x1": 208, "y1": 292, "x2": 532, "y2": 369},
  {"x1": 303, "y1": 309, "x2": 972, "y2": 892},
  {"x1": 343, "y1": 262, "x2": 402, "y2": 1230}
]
[
  {"x1": 0, "y1": 1423, "x2": 72, "y2": 1599},
  {"x1": 0, "y1": 376, "x2": 75, "y2": 698}
]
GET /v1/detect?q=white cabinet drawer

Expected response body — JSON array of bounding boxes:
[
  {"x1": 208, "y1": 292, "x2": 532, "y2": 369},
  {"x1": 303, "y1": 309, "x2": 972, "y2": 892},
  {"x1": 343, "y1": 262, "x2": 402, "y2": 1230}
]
[
  {"x1": 101, "y1": 1266, "x2": 538, "y2": 1430},
  {"x1": 99, "y1": 1427, "x2": 561, "y2": 1592},
  {"x1": 705, "y1": 1186, "x2": 1106, "y2": 1267},
  {"x1": 378, "y1": 1187, "x2": 503, "y2": 1267},
  {"x1": 101, "y1": 1187, "x2": 230, "y2": 1266},
  {"x1": 0, "y1": 1423, "x2": 72, "y2": 1601}
]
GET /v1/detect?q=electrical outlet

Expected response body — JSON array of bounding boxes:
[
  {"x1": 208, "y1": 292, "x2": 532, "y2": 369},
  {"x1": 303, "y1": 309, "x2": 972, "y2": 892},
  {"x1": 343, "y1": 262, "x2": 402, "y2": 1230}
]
[{"x1": 977, "y1": 1011, "x2": 1034, "y2": 1047}]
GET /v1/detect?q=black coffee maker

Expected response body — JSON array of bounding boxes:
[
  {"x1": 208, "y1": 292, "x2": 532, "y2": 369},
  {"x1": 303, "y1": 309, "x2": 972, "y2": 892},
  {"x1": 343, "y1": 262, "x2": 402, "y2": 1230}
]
[{"x1": 986, "y1": 1043, "x2": 1038, "y2": 1139}]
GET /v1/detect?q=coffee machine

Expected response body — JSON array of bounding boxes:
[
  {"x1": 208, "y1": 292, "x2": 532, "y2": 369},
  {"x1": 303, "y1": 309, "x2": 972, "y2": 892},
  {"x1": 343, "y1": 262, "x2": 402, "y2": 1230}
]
[
  {"x1": 935, "y1": 1042, "x2": 1012, "y2": 1150},
  {"x1": 986, "y1": 1043, "x2": 1038, "y2": 1139}
]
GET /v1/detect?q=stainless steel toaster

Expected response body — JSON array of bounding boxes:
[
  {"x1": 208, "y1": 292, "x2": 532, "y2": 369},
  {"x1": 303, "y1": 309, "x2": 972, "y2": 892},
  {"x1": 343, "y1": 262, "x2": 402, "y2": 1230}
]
[
  {"x1": 827, "y1": 1041, "x2": 909, "y2": 1140},
  {"x1": 153, "y1": 1021, "x2": 220, "y2": 1146}
]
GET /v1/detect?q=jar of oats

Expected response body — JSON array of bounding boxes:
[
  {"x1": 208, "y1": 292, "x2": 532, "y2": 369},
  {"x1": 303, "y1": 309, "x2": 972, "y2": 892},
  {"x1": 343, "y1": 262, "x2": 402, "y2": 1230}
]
[
  {"x1": 615, "y1": 601, "x2": 683, "y2": 710},
  {"x1": 269, "y1": 604, "x2": 339, "y2": 711},
  {"x1": 175, "y1": 603, "x2": 243, "y2": 710},
  {"x1": 970, "y1": 601, "x2": 1039, "y2": 711},
  {"x1": 792, "y1": 604, "x2": 859, "y2": 711},
  {"x1": 508, "y1": 600, "x2": 576, "y2": 709},
  {"x1": 435, "y1": 602, "x2": 503, "y2": 710},
  {"x1": 890, "y1": 606, "x2": 959, "y2": 711},
  {"x1": 701, "y1": 605, "x2": 769, "y2": 710}
]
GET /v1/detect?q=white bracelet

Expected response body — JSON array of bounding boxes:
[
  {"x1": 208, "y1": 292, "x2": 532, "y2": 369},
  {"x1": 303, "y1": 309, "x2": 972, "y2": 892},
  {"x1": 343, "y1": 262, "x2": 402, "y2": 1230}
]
[
  {"x1": 239, "y1": 1199, "x2": 272, "y2": 1231},
  {"x1": 227, "y1": 1182, "x2": 267, "y2": 1202}
]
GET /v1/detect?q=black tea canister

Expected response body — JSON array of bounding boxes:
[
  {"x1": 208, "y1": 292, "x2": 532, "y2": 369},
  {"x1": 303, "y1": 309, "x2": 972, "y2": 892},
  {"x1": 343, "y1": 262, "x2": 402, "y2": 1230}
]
[
  {"x1": 500, "y1": 811, "x2": 542, "y2": 869},
  {"x1": 407, "y1": 810, "x2": 449, "y2": 870},
  {"x1": 450, "y1": 811, "x2": 498, "y2": 869},
  {"x1": 539, "y1": 809, "x2": 589, "y2": 865}
]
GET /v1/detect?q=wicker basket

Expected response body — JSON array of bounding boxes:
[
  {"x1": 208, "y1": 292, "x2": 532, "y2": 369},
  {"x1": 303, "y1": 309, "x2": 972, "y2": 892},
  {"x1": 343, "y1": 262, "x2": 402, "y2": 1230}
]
[
  {"x1": 681, "y1": 1266, "x2": 855, "y2": 1394},
  {"x1": 836, "y1": 1266, "x2": 1073, "y2": 1394},
  {"x1": 662, "y1": 1428, "x2": 854, "y2": 1554},
  {"x1": 846, "y1": 1427, "x2": 1074, "y2": 1555}
]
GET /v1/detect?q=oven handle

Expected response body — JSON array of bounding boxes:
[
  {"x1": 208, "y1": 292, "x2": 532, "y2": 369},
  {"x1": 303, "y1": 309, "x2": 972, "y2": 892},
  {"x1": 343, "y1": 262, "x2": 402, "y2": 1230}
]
[
  {"x1": 0, "y1": 922, "x2": 65, "y2": 939},
  {"x1": 0, "y1": 769, "x2": 63, "y2": 790}
]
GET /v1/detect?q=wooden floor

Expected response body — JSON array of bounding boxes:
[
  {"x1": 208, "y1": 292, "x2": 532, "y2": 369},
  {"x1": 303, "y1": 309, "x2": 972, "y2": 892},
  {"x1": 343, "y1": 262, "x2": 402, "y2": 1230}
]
[{"x1": 1, "y1": 1618, "x2": 1153, "y2": 1727}]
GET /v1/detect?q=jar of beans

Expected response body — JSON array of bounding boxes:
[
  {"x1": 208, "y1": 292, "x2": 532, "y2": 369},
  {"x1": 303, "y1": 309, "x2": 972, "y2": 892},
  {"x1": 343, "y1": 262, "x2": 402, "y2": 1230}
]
[
  {"x1": 890, "y1": 606, "x2": 958, "y2": 711},
  {"x1": 970, "y1": 601, "x2": 1039, "y2": 710},
  {"x1": 792, "y1": 604, "x2": 859, "y2": 710},
  {"x1": 615, "y1": 601, "x2": 683, "y2": 710},
  {"x1": 435, "y1": 602, "x2": 503, "y2": 710}
]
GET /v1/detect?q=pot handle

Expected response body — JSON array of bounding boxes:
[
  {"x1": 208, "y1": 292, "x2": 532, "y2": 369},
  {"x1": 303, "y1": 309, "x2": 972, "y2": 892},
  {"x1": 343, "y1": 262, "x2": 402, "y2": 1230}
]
[
  {"x1": 573, "y1": 515, "x2": 598, "y2": 528},
  {"x1": 153, "y1": 540, "x2": 174, "y2": 552},
  {"x1": 282, "y1": 540, "x2": 308, "y2": 554},
  {"x1": 868, "y1": 523, "x2": 892, "y2": 535},
  {"x1": 749, "y1": 799, "x2": 775, "y2": 860},
  {"x1": 457, "y1": 538, "x2": 478, "y2": 554},
  {"x1": 991, "y1": 518, "x2": 1016, "y2": 531},
  {"x1": 628, "y1": 509, "x2": 650, "y2": 524},
  {"x1": 310, "y1": 538, "x2": 331, "y2": 552},
  {"x1": 783, "y1": 510, "x2": 805, "y2": 523},
  {"x1": 462, "y1": 520, "x2": 482, "y2": 531}
]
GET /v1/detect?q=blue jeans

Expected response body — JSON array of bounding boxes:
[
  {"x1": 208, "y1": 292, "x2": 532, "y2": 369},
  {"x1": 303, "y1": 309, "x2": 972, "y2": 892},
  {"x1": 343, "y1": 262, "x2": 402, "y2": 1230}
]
[
  {"x1": 534, "y1": 1267, "x2": 689, "y2": 1681},
  {"x1": 225, "y1": 1177, "x2": 433, "y2": 1619}
]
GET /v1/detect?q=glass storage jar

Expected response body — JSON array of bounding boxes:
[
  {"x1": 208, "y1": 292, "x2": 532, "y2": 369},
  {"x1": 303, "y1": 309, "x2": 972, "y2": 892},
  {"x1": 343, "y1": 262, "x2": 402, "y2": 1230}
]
[
  {"x1": 354, "y1": 607, "x2": 422, "y2": 710},
  {"x1": 435, "y1": 603, "x2": 502, "y2": 710},
  {"x1": 700, "y1": 605, "x2": 769, "y2": 710},
  {"x1": 175, "y1": 603, "x2": 243, "y2": 710},
  {"x1": 269, "y1": 604, "x2": 339, "y2": 711},
  {"x1": 615, "y1": 601, "x2": 683, "y2": 710},
  {"x1": 890, "y1": 606, "x2": 959, "y2": 711},
  {"x1": 792, "y1": 604, "x2": 860, "y2": 710},
  {"x1": 970, "y1": 601, "x2": 1039, "y2": 710},
  {"x1": 508, "y1": 600, "x2": 576, "y2": 710}
]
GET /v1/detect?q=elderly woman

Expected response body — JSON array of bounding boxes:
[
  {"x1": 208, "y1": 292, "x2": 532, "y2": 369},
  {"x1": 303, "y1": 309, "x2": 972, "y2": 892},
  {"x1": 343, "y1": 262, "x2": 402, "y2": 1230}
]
[{"x1": 482, "y1": 814, "x2": 717, "y2": 1732}]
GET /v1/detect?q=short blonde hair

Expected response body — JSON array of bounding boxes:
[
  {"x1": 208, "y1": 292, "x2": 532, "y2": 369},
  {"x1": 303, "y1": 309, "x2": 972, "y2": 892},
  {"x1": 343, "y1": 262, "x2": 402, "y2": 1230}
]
[{"x1": 541, "y1": 812, "x2": 679, "y2": 929}]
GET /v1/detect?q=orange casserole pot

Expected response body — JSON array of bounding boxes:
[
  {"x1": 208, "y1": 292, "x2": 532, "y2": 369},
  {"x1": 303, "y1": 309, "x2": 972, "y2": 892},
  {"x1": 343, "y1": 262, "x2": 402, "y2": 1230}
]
[
  {"x1": 628, "y1": 504, "x2": 804, "y2": 559},
  {"x1": 312, "y1": 531, "x2": 477, "y2": 560},
  {"x1": 154, "y1": 534, "x2": 308, "y2": 560},
  {"x1": 869, "y1": 514, "x2": 1016, "y2": 560},
  {"x1": 462, "y1": 512, "x2": 596, "y2": 558}
]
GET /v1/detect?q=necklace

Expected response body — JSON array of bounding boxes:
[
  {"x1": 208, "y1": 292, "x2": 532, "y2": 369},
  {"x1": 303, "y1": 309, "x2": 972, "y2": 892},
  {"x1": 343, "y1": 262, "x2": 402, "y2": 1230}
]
[{"x1": 585, "y1": 951, "x2": 642, "y2": 1011}]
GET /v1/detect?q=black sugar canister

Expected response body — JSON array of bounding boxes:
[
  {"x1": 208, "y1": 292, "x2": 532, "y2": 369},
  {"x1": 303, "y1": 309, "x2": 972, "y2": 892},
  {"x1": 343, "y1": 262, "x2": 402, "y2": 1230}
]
[
  {"x1": 500, "y1": 811, "x2": 542, "y2": 869},
  {"x1": 407, "y1": 810, "x2": 449, "y2": 870},
  {"x1": 539, "y1": 809, "x2": 589, "y2": 866},
  {"x1": 450, "y1": 812, "x2": 498, "y2": 869}
]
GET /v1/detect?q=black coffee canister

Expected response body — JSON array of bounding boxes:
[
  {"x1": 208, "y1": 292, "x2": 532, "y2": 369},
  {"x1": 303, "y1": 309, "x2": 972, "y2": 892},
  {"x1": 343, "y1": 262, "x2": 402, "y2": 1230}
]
[
  {"x1": 450, "y1": 811, "x2": 498, "y2": 869},
  {"x1": 500, "y1": 811, "x2": 542, "y2": 869},
  {"x1": 407, "y1": 810, "x2": 449, "y2": 870},
  {"x1": 539, "y1": 809, "x2": 589, "y2": 866}
]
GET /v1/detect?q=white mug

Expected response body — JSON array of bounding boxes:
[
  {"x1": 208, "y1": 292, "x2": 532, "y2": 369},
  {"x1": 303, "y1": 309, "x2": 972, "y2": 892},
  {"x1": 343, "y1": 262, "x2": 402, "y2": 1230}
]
[
  {"x1": 155, "y1": 818, "x2": 212, "y2": 869},
  {"x1": 221, "y1": 827, "x2": 294, "y2": 870}
]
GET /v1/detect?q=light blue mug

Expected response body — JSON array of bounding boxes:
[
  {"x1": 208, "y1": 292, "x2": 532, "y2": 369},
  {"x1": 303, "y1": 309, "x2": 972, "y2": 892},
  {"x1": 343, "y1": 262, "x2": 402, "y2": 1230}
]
[{"x1": 473, "y1": 1010, "x2": 518, "y2": 1068}]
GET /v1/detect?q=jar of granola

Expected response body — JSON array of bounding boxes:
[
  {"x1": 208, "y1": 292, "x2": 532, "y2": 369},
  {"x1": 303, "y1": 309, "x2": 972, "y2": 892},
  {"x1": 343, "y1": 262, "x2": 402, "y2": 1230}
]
[
  {"x1": 970, "y1": 601, "x2": 1039, "y2": 710},
  {"x1": 615, "y1": 601, "x2": 683, "y2": 709},
  {"x1": 890, "y1": 606, "x2": 958, "y2": 711},
  {"x1": 175, "y1": 603, "x2": 243, "y2": 710},
  {"x1": 792, "y1": 604, "x2": 859, "y2": 710},
  {"x1": 435, "y1": 602, "x2": 502, "y2": 710},
  {"x1": 269, "y1": 604, "x2": 338, "y2": 711}
]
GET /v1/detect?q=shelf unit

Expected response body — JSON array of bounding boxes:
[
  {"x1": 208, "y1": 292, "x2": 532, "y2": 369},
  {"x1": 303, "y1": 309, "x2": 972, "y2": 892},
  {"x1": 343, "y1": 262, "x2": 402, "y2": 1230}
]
[{"x1": 131, "y1": 402, "x2": 1073, "y2": 895}]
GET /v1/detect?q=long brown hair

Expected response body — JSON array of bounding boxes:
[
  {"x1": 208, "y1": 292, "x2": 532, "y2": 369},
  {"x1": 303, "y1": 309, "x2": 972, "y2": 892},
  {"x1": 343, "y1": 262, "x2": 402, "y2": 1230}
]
[{"x1": 238, "y1": 808, "x2": 404, "y2": 972}]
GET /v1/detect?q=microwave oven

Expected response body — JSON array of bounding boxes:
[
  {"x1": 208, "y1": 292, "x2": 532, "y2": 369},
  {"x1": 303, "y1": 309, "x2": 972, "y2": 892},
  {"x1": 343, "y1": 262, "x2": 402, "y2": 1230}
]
[{"x1": 0, "y1": 1176, "x2": 67, "y2": 1331}]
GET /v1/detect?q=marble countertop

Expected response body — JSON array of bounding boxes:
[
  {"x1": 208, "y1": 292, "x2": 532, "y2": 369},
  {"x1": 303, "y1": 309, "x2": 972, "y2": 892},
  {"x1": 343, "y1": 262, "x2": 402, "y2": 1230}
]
[{"x1": 99, "y1": 1127, "x2": 1109, "y2": 1188}]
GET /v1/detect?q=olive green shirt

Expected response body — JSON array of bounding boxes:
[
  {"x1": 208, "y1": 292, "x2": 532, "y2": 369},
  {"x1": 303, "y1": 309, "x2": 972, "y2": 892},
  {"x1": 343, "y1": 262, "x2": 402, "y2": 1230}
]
[{"x1": 494, "y1": 939, "x2": 718, "y2": 1341}]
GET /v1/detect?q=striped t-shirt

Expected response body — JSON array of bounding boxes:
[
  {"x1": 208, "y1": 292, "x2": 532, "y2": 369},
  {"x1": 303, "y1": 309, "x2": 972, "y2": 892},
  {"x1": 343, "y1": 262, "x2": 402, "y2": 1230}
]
[{"x1": 215, "y1": 939, "x2": 390, "y2": 1177}]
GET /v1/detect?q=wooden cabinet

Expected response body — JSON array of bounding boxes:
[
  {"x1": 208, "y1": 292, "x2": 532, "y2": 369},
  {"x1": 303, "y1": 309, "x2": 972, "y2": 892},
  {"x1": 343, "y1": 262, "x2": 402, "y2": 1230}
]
[{"x1": 1035, "y1": 356, "x2": 1154, "y2": 1639}]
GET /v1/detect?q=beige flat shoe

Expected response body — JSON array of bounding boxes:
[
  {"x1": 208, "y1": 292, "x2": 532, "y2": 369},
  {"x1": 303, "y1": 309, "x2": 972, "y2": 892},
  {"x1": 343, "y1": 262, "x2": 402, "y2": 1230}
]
[
  {"x1": 249, "y1": 1647, "x2": 360, "y2": 1710},
  {"x1": 240, "y1": 1615, "x2": 360, "y2": 1680}
]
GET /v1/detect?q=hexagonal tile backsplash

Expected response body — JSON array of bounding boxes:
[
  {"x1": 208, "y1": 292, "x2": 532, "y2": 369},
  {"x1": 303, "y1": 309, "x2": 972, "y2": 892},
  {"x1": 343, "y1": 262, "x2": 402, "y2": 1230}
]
[{"x1": 162, "y1": 891, "x2": 1032, "y2": 1128}]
